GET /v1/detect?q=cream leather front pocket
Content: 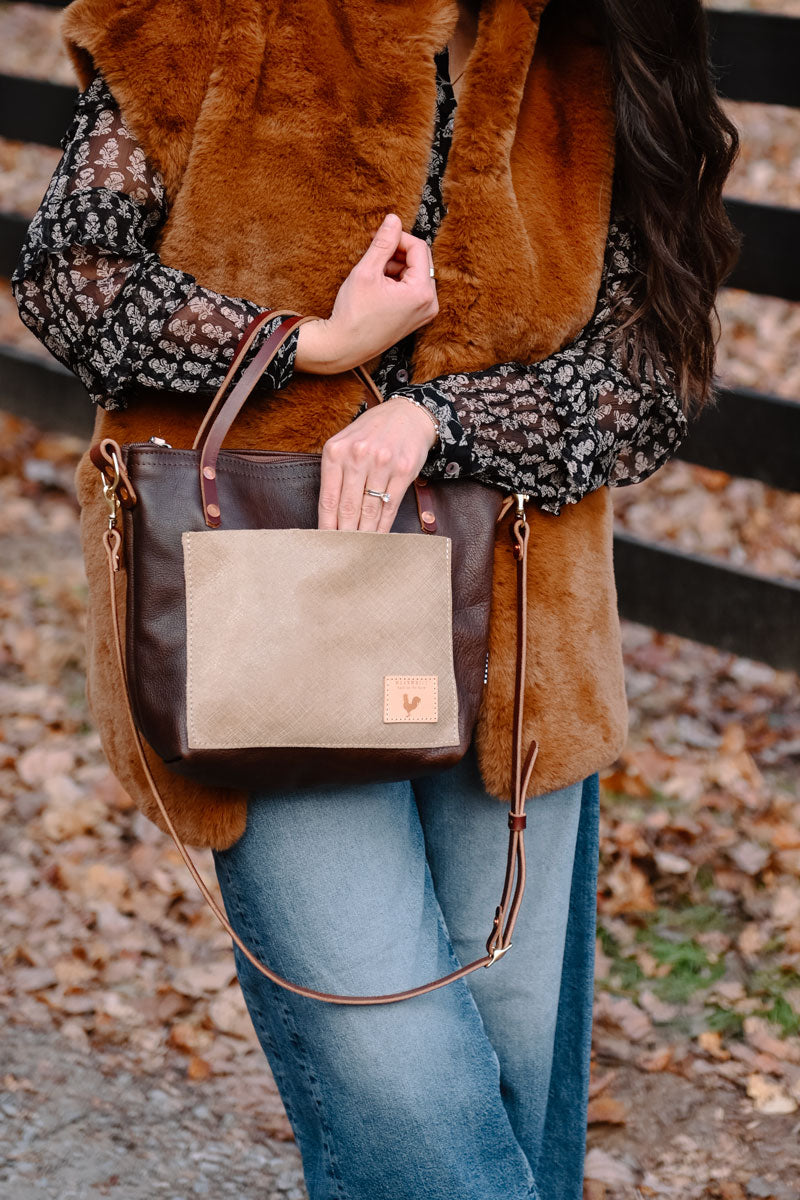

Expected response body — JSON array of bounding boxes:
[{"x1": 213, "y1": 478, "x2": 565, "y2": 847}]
[{"x1": 182, "y1": 528, "x2": 460, "y2": 750}]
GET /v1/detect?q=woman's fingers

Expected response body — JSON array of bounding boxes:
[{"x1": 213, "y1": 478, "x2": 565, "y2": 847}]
[
  {"x1": 400, "y1": 231, "x2": 433, "y2": 284},
  {"x1": 318, "y1": 442, "x2": 407, "y2": 534},
  {"x1": 359, "y1": 212, "x2": 404, "y2": 275},
  {"x1": 337, "y1": 456, "x2": 373, "y2": 532},
  {"x1": 396, "y1": 231, "x2": 437, "y2": 322},
  {"x1": 358, "y1": 482, "x2": 391, "y2": 532},
  {"x1": 318, "y1": 391, "x2": 435, "y2": 531},
  {"x1": 317, "y1": 445, "x2": 344, "y2": 531},
  {"x1": 376, "y1": 475, "x2": 405, "y2": 534}
]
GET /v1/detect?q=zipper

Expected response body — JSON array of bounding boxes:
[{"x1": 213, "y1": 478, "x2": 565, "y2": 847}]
[{"x1": 133, "y1": 439, "x2": 318, "y2": 466}]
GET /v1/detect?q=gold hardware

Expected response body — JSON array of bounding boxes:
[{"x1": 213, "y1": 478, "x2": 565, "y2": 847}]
[
  {"x1": 484, "y1": 943, "x2": 512, "y2": 966},
  {"x1": 101, "y1": 449, "x2": 122, "y2": 530},
  {"x1": 513, "y1": 492, "x2": 529, "y2": 522}
]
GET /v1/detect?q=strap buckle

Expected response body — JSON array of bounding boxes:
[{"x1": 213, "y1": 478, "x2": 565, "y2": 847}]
[{"x1": 484, "y1": 943, "x2": 512, "y2": 967}]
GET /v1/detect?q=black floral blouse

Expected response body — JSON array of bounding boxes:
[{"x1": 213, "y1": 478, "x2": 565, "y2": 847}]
[{"x1": 12, "y1": 45, "x2": 687, "y2": 516}]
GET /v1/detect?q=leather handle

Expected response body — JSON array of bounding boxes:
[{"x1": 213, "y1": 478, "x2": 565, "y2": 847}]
[
  {"x1": 197, "y1": 314, "x2": 315, "y2": 526},
  {"x1": 191, "y1": 309, "x2": 296, "y2": 456},
  {"x1": 97, "y1": 452, "x2": 536, "y2": 1005},
  {"x1": 195, "y1": 314, "x2": 437, "y2": 534}
]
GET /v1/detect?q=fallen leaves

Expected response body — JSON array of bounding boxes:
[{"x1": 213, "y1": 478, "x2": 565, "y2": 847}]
[
  {"x1": 0, "y1": 442, "x2": 264, "y2": 1085},
  {"x1": 746, "y1": 1074, "x2": 798, "y2": 1115},
  {"x1": 587, "y1": 1095, "x2": 628, "y2": 1126},
  {"x1": 584, "y1": 1147, "x2": 638, "y2": 1187}
]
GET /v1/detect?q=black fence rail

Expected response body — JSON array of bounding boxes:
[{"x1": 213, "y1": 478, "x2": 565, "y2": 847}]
[{"x1": 1, "y1": 4, "x2": 799, "y2": 670}]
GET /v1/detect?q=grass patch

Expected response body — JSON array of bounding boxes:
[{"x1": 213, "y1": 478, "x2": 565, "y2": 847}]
[
  {"x1": 659, "y1": 903, "x2": 733, "y2": 934},
  {"x1": 597, "y1": 924, "x2": 645, "y2": 995},
  {"x1": 704, "y1": 1004, "x2": 746, "y2": 1037},
  {"x1": 640, "y1": 932, "x2": 727, "y2": 1003},
  {"x1": 600, "y1": 787, "x2": 684, "y2": 816},
  {"x1": 748, "y1": 967, "x2": 800, "y2": 1036}
]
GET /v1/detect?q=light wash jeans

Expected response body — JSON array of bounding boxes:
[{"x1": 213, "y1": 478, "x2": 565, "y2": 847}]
[{"x1": 213, "y1": 741, "x2": 599, "y2": 1200}]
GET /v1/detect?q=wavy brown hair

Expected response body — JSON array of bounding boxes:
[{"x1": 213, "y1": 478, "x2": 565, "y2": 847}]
[{"x1": 549, "y1": 0, "x2": 742, "y2": 417}]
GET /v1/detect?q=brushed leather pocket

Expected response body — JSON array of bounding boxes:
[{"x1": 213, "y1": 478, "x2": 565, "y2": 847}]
[{"x1": 182, "y1": 528, "x2": 459, "y2": 750}]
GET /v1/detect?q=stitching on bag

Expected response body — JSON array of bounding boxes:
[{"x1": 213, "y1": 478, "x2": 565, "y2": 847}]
[
  {"x1": 183, "y1": 535, "x2": 196, "y2": 748},
  {"x1": 444, "y1": 539, "x2": 459, "y2": 733}
]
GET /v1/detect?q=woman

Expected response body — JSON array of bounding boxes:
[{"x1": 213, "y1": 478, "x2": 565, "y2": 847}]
[{"x1": 13, "y1": 0, "x2": 739, "y2": 1197}]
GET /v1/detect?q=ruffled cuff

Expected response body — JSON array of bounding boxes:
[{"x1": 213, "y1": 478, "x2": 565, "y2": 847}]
[{"x1": 389, "y1": 383, "x2": 474, "y2": 481}]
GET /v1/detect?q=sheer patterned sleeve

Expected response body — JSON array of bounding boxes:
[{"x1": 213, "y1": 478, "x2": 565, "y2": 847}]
[
  {"x1": 389, "y1": 217, "x2": 688, "y2": 516},
  {"x1": 11, "y1": 73, "x2": 298, "y2": 410}
]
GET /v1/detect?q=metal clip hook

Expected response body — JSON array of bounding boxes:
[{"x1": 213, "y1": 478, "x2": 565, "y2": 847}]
[{"x1": 101, "y1": 449, "x2": 122, "y2": 530}]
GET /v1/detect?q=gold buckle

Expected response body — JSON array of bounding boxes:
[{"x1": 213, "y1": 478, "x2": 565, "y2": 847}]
[{"x1": 484, "y1": 943, "x2": 512, "y2": 967}]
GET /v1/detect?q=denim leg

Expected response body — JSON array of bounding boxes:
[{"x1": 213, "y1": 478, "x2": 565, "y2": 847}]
[
  {"x1": 533, "y1": 771, "x2": 600, "y2": 1200},
  {"x1": 213, "y1": 773, "x2": 540, "y2": 1200},
  {"x1": 413, "y1": 745, "x2": 589, "y2": 1199}
]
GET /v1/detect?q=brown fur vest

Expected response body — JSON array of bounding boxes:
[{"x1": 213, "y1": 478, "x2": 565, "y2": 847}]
[{"x1": 62, "y1": 0, "x2": 628, "y2": 849}]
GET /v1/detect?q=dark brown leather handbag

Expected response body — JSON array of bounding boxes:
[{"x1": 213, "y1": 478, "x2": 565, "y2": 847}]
[{"x1": 92, "y1": 310, "x2": 540, "y2": 1005}]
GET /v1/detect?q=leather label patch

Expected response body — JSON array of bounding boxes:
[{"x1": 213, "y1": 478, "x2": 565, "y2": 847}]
[{"x1": 384, "y1": 676, "x2": 438, "y2": 723}]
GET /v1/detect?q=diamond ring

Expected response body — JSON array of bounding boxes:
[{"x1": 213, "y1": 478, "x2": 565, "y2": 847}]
[{"x1": 364, "y1": 488, "x2": 391, "y2": 504}]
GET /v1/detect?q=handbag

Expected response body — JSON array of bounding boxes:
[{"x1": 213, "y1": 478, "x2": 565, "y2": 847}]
[{"x1": 91, "y1": 310, "x2": 540, "y2": 1005}]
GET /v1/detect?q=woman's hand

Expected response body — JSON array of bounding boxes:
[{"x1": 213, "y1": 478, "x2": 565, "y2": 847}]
[
  {"x1": 295, "y1": 213, "x2": 438, "y2": 374},
  {"x1": 318, "y1": 396, "x2": 439, "y2": 532}
]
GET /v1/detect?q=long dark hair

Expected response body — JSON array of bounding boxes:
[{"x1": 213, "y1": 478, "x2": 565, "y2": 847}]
[{"x1": 550, "y1": 0, "x2": 742, "y2": 417}]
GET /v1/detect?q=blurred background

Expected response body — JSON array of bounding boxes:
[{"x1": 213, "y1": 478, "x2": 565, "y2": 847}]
[{"x1": 0, "y1": 1, "x2": 799, "y2": 1197}]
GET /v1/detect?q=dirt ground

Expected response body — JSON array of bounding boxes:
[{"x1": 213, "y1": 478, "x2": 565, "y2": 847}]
[
  {"x1": 0, "y1": 1025, "x2": 305, "y2": 1200},
  {"x1": 2, "y1": 1023, "x2": 798, "y2": 1200}
]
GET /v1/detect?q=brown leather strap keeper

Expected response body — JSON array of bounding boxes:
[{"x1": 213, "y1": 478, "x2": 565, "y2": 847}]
[{"x1": 89, "y1": 437, "x2": 137, "y2": 508}]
